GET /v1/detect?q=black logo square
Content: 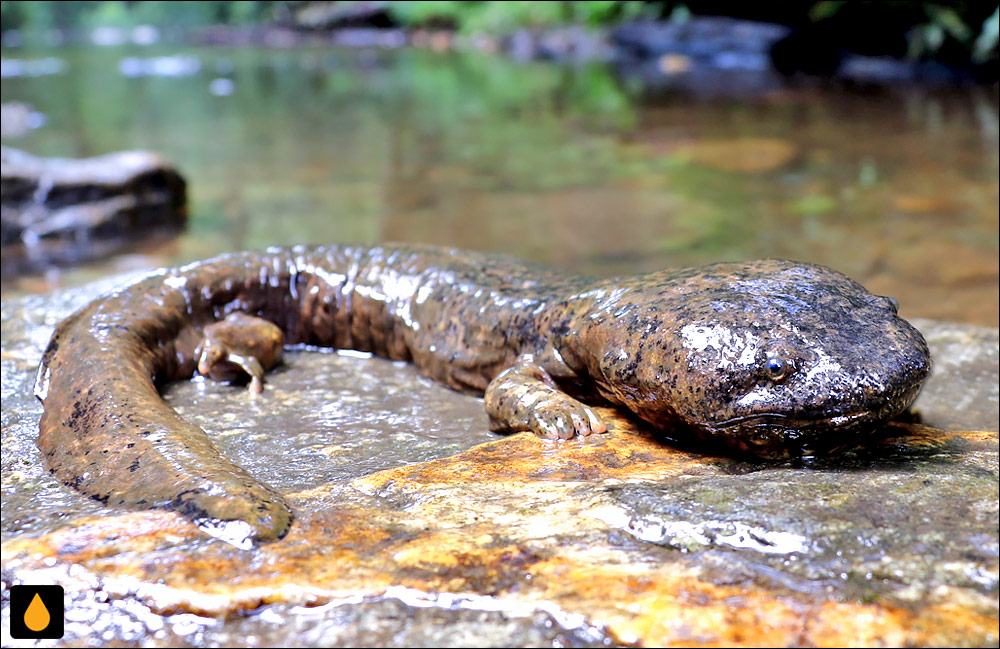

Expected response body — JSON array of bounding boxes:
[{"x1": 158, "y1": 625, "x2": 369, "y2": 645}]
[{"x1": 9, "y1": 585, "x2": 65, "y2": 639}]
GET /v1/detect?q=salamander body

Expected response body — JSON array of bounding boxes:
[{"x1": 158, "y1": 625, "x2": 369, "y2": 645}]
[{"x1": 35, "y1": 244, "x2": 930, "y2": 547}]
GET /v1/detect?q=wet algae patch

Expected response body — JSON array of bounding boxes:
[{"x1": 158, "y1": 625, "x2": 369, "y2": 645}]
[{"x1": 2, "y1": 283, "x2": 999, "y2": 647}]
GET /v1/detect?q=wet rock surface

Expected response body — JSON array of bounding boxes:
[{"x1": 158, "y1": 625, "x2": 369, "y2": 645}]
[
  {"x1": 0, "y1": 146, "x2": 187, "y2": 277},
  {"x1": 909, "y1": 318, "x2": 999, "y2": 433},
  {"x1": 2, "y1": 278, "x2": 997, "y2": 647}
]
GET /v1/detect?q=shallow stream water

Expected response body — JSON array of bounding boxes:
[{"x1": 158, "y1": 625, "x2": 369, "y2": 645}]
[{"x1": 2, "y1": 44, "x2": 998, "y2": 325}]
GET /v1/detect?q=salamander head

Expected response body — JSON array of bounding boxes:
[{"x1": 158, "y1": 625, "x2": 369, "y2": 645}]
[{"x1": 574, "y1": 260, "x2": 931, "y2": 459}]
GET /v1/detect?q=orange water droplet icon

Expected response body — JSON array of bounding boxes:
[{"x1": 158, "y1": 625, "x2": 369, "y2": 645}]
[{"x1": 24, "y1": 592, "x2": 51, "y2": 632}]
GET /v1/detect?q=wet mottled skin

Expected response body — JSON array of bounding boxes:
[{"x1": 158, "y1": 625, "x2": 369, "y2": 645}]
[{"x1": 34, "y1": 244, "x2": 931, "y2": 547}]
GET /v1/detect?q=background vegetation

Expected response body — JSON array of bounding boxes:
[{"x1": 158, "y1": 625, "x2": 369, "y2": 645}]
[{"x1": 1, "y1": 1, "x2": 997, "y2": 71}]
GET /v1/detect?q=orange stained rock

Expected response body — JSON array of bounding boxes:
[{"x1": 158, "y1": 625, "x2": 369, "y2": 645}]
[
  {"x1": 5, "y1": 503, "x2": 994, "y2": 646},
  {"x1": 521, "y1": 555, "x2": 997, "y2": 646},
  {"x1": 880, "y1": 421, "x2": 997, "y2": 446},
  {"x1": 357, "y1": 408, "x2": 722, "y2": 492},
  {"x1": 3, "y1": 423, "x2": 996, "y2": 646}
]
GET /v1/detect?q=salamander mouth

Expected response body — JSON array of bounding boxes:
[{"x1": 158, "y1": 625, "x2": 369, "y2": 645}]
[
  {"x1": 702, "y1": 384, "x2": 923, "y2": 459},
  {"x1": 707, "y1": 376, "x2": 926, "y2": 456},
  {"x1": 711, "y1": 409, "x2": 873, "y2": 431}
]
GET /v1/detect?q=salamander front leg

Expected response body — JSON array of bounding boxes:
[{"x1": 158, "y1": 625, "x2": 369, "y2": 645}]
[
  {"x1": 196, "y1": 313, "x2": 283, "y2": 393},
  {"x1": 485, "y1": 354, "x2": 607, "y2": 440}
]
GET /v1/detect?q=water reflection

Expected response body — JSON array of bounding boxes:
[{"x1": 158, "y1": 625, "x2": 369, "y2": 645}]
[{"x1": 1, "y1": 45, "x2": 996, "y2": 325}]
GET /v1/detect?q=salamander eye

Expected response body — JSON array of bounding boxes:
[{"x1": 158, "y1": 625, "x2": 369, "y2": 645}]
[
  {"x1": 765, "y1": 356, "x2": 790, "y2": 382},
  {"x1": 872, "y1": 294, "x2": 899, "y2": 314}
]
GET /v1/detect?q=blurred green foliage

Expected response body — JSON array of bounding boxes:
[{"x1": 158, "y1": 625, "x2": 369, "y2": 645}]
[
  {"x1": 904, "y1": 2, "x2": 998, "y2": 61},
  {"x1": 0, "y1": 1, "x2": 277, "y2": 34},
  {"x1": 972, "y1": 6, "x2": 998, "y2": 62},
  {"x1": 805, "y1": 1, "x2": 997, "y2": 64},
  {"x1": 1, "y1": 1, "x2": 996, "y2": 67},
  {"x1": 387, "y1": 1, "x2": 649, "y2": 32},
  {"x1": 388, "y1": 1, "x2": 998, "y2": 63}
]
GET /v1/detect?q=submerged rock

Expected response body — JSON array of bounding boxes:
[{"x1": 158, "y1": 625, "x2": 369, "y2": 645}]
[
  {"x1": 1, "y1": 279, "x2": 997, "y2": 647},
  {"x1": 613, "y1": 18, "x2": 790, "y2": 67},
  {"x1": 0, "y1": 146, "x2": 187, "y2": 276},
  {"x1": 287, "y1": 1, "x2": 395, "y2": 31},
  {"x1": 653, "y1": 137, "x2": 800, "y2": 174}
]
